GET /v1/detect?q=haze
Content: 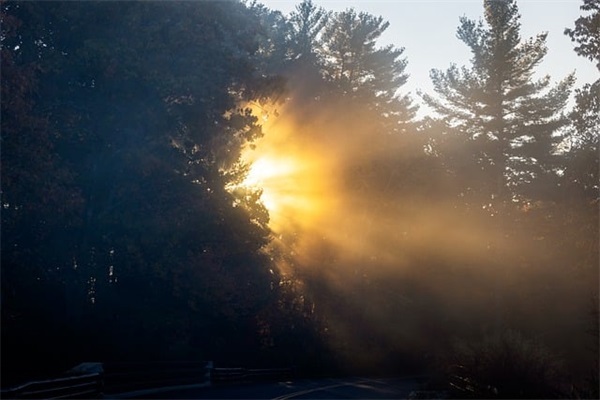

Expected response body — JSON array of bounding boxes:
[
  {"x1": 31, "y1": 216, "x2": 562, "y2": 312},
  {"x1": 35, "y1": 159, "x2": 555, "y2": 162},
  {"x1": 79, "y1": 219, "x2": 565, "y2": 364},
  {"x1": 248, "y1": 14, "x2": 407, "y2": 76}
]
[{"x1": 2, "y1": 1, "x2": 598, "y2": 398}]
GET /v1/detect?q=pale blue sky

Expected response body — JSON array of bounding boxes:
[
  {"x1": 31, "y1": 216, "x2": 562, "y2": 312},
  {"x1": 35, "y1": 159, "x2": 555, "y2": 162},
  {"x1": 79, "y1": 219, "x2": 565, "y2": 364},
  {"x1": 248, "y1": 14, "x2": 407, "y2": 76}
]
[{"x1": 259, "y1": 0, "x2": 598, "y2": 114}]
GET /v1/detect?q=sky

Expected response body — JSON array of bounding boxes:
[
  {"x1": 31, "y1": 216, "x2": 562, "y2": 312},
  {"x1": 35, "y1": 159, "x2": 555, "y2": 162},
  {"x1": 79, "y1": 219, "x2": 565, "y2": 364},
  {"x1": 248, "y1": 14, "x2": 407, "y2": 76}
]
[{"x1": 258, "y1": 0, "x2": 598, "y2": 115}]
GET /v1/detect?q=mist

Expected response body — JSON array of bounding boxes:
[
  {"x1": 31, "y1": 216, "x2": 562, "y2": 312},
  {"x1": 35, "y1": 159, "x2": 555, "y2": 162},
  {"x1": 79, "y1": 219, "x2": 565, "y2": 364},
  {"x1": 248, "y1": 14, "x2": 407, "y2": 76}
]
[
  {"x1": 235, "y1": 70, "x2": 598, "y2": 385},
  {"x1": 2, "y1": 0, "x2": 598, "y2": 398}
]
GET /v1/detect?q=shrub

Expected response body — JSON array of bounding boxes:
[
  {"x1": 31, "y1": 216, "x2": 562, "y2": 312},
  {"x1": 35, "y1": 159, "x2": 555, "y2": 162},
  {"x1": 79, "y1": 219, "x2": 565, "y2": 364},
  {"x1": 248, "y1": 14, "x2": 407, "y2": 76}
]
[{"x1": 445, "y1": 330, "x2": 564, "y2": 399}]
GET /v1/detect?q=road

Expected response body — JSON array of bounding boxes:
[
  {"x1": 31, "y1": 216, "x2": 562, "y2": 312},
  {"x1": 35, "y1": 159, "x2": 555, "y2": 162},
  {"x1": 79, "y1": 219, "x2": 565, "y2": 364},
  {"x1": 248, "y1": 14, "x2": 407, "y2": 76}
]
[{"x1": 119, "y1": 376, "x2": 429, "y2": 399}]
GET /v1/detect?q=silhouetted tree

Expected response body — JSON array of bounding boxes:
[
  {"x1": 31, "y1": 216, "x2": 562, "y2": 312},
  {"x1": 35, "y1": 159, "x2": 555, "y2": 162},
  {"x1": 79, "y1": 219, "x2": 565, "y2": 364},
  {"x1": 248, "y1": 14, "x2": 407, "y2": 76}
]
[
  {"x1": 320, "y1": 9, "x2": 416, "y2": 131},
  {"x1": 564, "y1": 0, "x2": 599, "y2": 201},
  {"x1": 1, "y1": 0, "x2": 284, "y2": 379},
  {"x1": 288, "y1": 0, "x2": 328, "y2": 63},
  {"x1": 422, "y1": 0, "x2": 574, "y2": 203},
  {"x1": 565, "y1": 0, "x2": 600, "y2": 70}
]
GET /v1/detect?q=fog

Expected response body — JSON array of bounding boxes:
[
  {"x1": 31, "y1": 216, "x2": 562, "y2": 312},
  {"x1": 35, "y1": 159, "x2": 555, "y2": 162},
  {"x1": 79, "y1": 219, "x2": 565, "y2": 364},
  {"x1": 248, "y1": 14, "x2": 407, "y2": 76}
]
[{"x1": 233, "y1": 87, "x2": 598, "y2": 381}]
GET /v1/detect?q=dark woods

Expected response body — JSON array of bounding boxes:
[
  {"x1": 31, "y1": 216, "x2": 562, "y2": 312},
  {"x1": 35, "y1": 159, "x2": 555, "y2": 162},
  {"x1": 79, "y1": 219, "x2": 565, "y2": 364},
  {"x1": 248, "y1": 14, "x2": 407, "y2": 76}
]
[
  {"x1": 1, "y1": 1, "x2": 598, "y2": 398},
  {"x1": 2, "y1": 0, "x2": 280, "y2": 382}
]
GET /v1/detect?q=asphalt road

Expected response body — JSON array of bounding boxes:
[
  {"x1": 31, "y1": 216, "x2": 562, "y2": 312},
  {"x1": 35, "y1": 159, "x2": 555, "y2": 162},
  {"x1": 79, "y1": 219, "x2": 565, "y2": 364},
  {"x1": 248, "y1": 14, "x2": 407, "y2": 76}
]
[{"x1": 120, "y1": 376, "x2": 428, "y2": 399}]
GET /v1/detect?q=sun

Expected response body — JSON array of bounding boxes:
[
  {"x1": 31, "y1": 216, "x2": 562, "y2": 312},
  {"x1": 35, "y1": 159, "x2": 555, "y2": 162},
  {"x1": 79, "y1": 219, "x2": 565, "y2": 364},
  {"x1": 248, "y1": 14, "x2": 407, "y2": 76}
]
[
  {"x1": 238, "y1": 151, "x2": 327, "y2": 233},
  {"x1": 242, "y1": 156, "x2": 299, "y2": 214},
  {"x1": 227, "y1": 102, "x2": 336, "y2": 235}
]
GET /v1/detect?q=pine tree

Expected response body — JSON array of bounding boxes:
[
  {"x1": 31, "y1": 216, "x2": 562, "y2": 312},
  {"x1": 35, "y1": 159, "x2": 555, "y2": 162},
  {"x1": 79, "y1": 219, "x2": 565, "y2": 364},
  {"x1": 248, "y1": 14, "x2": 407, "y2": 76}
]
[
  {"x1": 276, "y1": 0, "x2": 330, "y2": 99},
  {"x1": 565, "y1": 0, "x2": 600, "y2": 70},
  {"x1": 320, "y1": 9, "x2": 416, "y2": 133},
  {"x1": 288, "y1": 0, "x2": 328, "y2": 63},
  {"x1": 422, "y1": 0, "x2": 575, "y2": 202},
  {"x1": 564, "y1": 0, "x2": 599, "y2": 146},
  {"x1": 564, "y1": 0, "x2": 599, "y2": 200}
]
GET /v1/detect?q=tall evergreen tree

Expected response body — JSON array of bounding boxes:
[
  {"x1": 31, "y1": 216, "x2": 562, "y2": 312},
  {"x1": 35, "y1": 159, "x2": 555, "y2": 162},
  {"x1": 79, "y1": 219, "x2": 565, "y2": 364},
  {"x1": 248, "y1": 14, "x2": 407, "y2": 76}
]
[
  {"x1": 565, "y1": 0, "x2": 599, "y2": 143},
  {"x1": 565, "y1": 0, "x2": 600, "y2": 70},
  {"x1": 288, "y1": 0, "x2": 328, "y2": 63},
  {"x1": 320, "y1": 9, "x2": 416, "y2": 133},
  {"x1": 422, "y1": 0, "x2": 575, "y2": 202},
  {"x1": 564, "y1": 0, "x2": 599, "y2": 201},
  {"x1": 249, "y1": 0, "x2": 329, "y2": 101}
]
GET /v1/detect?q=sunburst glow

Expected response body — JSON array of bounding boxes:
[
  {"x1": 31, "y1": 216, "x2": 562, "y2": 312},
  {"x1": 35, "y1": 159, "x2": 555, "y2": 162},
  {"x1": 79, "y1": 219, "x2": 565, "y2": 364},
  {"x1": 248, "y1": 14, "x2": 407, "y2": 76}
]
[
  {"x1": 243, "y1": 157, "x2": 297, "y2": 213},
  {"x1": 229, "y1": 103, "x2": 338, "y2": 236},
  {"x1": 228, "y1": 100, "x2": 514, "y2": 279}
]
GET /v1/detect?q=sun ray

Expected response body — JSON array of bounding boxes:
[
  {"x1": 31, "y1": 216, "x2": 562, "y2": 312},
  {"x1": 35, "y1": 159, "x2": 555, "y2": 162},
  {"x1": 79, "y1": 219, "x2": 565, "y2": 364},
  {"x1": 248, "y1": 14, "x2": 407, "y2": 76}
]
[{"x1": 228, "y1": 102, "x2": 338, "y2": 237}]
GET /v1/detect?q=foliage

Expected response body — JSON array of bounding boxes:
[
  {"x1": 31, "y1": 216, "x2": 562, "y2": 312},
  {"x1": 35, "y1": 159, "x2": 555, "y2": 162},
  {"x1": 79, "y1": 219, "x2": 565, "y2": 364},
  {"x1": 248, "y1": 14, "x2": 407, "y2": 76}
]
[
  {"x1": 445, "y1": 330, "x2": 564, "y2": 399},
  {"x1": 1, "y1": 0, "x2": 286, "y2": 382},
  {"x1": 288, "y1": 0, "x2": 329, "y2": 63},
  {"x1": 564, "y1": 0, "x2": 600, "y2": 201},
  {"x1": 422, "y1": 0, "x2": 574, "y2": 203},
  {"x1": 565, "y1": 0, "x2": 600, "y2": 70},
  {"x1": 320, "y1": 9, "x2": 416, "y2": 129}
]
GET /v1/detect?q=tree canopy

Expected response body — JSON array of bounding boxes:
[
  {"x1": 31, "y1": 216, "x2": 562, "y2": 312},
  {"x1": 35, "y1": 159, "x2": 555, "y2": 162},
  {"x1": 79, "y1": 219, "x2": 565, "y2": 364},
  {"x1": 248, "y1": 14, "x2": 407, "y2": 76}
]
[{"x1": 422, "y1": 0, "x2": 575, "y2": 202}]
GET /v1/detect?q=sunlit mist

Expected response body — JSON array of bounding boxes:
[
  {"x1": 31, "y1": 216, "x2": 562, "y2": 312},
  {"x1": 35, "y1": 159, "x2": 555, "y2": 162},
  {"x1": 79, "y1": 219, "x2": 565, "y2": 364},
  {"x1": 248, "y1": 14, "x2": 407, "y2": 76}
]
[
  {"x1": 229, "y1": 99, "x2": 513, "y2": 276},
  {"x1": 229, "y1": 103, "x2": 339, "y2": 236},
  {"x1": 225, "y1": 90, "x2": 597, "y2": 382},
  {"x1": 244, "y1": 157, "x2": 296, "y2": 212}
]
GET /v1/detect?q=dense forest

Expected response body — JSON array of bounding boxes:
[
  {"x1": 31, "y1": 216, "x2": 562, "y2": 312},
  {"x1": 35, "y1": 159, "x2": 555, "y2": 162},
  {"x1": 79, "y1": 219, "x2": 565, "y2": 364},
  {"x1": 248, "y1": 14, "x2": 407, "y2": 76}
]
[{"x1": 1, "y1": 0, "x2": 598, "y2": 398}]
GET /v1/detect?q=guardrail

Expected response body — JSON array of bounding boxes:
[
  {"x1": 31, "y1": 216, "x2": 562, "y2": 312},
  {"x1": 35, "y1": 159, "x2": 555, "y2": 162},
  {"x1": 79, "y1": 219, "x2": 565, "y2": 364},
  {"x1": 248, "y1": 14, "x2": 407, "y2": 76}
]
[
  {"x1": 1, "y1": 361, "x2": 211, "y2": 399},
  {"x1": 103, "y1": 360, "x2": 212, "y2": 395},
  {"x1": 0, "y1": 368, "x2": 103, "y2": 399},
  {"x1": 1, "y1": 361, "x2": 294, "y2": 399},
  {"x1": 211, "y1": 366, "x2": 293, "y2": 383}
]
